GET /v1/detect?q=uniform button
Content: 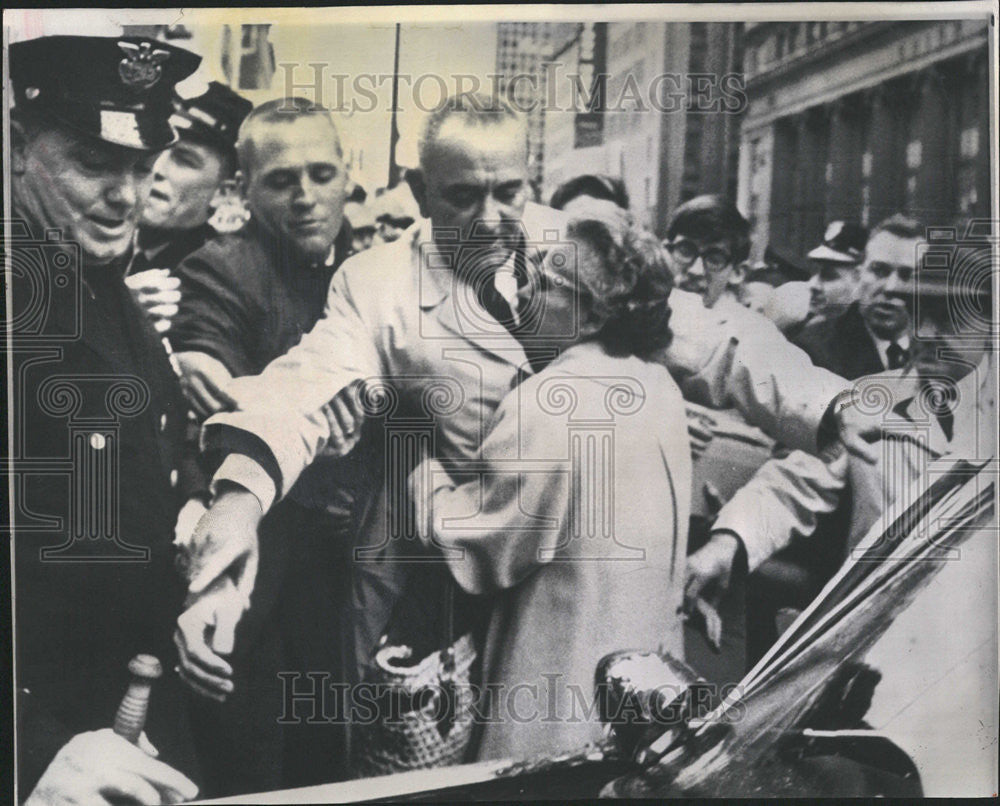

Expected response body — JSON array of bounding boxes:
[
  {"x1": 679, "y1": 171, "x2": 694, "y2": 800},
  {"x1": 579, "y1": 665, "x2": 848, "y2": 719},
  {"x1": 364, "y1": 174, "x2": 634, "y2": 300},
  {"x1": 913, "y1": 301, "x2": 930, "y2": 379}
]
[
  {"x1": 170, "y1": 469, "x2": 179, "y2": 488},
  {"x1": 160, "y1": 413, "x2": 168, "y2": 432},
  {"x1": 89, "y1": 433, "x2": 106, "y2": 450}
]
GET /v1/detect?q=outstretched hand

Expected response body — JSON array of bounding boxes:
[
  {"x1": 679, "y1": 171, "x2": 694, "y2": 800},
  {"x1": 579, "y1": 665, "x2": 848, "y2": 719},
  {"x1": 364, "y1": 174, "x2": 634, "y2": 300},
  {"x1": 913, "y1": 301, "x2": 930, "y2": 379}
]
[
  {"x1": 174, "y1": 575, "x2": 245, "y2": 702},
  {"x1": 683, "y1": 531, "x2": 741, "y2": 652},
  {"x1": 183, "y1": 488, "x2": 262, "y2": 600}
]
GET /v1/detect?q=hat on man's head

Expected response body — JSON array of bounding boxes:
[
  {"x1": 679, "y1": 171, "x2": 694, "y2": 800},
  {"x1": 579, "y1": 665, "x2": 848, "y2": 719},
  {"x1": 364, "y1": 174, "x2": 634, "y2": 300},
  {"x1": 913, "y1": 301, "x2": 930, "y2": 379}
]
[
  {"x1": 172, "y1": 81, "x2": 252, "y2": 153},
  {"x1": 760, "y1": 244, "x2": 810, "y2": 283},
  {"x1": 10, "y1": 35, "x2": 201, "y2": 151},
  {"x1": 808, "y1": 220, "x2": 868, "y2": 264}
]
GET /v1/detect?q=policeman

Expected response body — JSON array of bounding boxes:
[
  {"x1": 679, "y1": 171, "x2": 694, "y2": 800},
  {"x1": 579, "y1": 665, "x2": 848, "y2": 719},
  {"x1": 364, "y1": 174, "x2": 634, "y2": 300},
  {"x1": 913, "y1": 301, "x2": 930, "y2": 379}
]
[
  {"x1": 804, "y1": 220, "x2": 869, "y2": 321},
  {"x1": 128, "y1": 81, "x2": 253, "y2": 333},
  {"x1": 10, "y1": 35, "x2": 202, "y2": 805}
]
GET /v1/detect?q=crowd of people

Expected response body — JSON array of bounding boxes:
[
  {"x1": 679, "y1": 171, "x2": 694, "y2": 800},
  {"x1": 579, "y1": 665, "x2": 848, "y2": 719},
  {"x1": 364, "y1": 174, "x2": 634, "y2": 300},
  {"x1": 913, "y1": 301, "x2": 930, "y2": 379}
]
[{"x1": 9, "y1": 32, "x2": 994, "y2": 804}]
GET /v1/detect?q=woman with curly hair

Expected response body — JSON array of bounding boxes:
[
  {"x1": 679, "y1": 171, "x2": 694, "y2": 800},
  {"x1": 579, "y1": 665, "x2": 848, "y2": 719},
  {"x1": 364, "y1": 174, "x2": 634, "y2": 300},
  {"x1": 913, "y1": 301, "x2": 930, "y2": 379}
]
[{"x1": 410, "y1": 217, "x2": 692, "y2": 761}]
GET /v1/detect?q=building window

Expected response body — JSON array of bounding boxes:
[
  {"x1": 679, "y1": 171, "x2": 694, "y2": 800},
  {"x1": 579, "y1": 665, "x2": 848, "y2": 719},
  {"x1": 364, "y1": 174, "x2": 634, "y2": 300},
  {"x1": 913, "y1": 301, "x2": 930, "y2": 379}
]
[
  {"x1": 957, "y1": 125, "x2": 981, "y2": 213},
  {"x1": 959, "y1": 125, "x2": 979, "y2": 160},
  {"x1": 860, "y1": 151, "x2": 873, "y2": 226}
]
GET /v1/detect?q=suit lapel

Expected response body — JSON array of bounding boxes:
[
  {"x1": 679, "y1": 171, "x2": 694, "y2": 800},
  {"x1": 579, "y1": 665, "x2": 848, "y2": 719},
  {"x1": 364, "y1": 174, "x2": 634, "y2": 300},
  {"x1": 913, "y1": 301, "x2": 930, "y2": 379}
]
[
  {"x1": 416, "y1": 229, "x2": 530, "y2": 371},
  {"x1": 843, "y1": 304, "x2": 884, "y2": 378}
]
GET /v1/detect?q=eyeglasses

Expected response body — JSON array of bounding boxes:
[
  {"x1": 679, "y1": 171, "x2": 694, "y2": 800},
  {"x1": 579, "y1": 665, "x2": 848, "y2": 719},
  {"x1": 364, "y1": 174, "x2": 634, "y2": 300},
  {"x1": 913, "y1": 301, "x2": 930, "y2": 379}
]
[{"x1": 668, "y1": 239, "x2": 732, "y2": 272}]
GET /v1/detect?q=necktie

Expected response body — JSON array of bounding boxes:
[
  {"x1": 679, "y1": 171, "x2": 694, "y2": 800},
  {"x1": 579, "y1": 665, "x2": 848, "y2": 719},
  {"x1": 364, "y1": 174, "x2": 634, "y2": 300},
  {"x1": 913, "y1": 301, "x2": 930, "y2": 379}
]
[
  {"x1": 931, "y1": 385, "x2": 957, "y2": 442},
  {"x1": 476, "y1": 252, "x2": 521, "y2": 329},
  {"x1": 886, "y1": 341, "x2": 909, "y2": 370}
]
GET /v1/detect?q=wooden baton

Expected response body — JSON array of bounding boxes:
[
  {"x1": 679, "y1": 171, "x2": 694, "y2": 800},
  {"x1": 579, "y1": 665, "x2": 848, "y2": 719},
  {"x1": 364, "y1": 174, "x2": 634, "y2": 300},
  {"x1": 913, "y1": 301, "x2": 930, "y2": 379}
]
[{"x1": 113, "y1": 654, "x2": 162, "y2": 744}]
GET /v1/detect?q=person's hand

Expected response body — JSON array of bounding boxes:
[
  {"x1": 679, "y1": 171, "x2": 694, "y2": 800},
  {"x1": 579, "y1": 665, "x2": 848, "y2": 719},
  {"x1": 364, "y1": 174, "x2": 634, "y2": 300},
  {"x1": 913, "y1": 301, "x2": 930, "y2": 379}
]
[
  {"x1": 183, "y1": 488, "x2": 262, "y2": 601},
  {"x1": 686, "y1": 405, "x2": 716, "y2": 460},
  {"x1": 174, "y1": 351, "x2": 237, "y2": 419},
  {"x1": 125, "y1": 269, "x2": 181, "y2": 334},
  {"x1": 683, "y1": 531, "x2": 741, "y2": 651},
  {"x1": 173, "y1": 497, "x2": 207, "y2": 551},
  {"x1": 826, "y1": 388, "x2": 882, "y2": 465},
  {"x1": 25, "y1": 728, "x2": 198, "y2": 806},
  {"x1": 317, "y1": 380, "x2": 367, "y2": 457},
  {"x1": 174, "y1": 575, "x2": 245, "y2": 703}
]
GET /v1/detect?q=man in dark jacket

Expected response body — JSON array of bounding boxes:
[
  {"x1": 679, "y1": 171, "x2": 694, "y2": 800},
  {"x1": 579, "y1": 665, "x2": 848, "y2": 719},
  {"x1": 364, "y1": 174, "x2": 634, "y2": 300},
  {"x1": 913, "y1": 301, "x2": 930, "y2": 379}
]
[
  {"x1": 793, "y1": 215, "x2": 918, "y2": 381},
  {"x1": 125, "y1": 82, "x2": 253, "y2": 335},
  {"x1": 9, "y1": 34, "x2": 202, "y2": 805},
  {"x1": 803, "y1": 220, "x2": 868, "y2": 322},
  {"x1": 168, "y1": 97, "x2": 364, "y2": 795}
]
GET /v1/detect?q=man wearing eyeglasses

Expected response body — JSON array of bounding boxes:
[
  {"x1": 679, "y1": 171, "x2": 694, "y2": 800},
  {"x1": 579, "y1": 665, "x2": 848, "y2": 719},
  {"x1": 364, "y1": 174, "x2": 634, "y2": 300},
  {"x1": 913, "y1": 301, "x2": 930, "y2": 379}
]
[
  {"x1": 792, "y1": 215, "x2": 918, "y2": 380},
  {"x1": 664, "y1": 194, "x2": 750, "y2": 310}
]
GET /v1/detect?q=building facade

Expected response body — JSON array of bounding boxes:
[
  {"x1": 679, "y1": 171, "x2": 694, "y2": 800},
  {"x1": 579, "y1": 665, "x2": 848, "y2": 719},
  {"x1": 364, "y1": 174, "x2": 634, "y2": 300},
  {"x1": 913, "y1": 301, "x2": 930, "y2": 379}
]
[
  {"x1": 738, "y1": 20, "x2": 992, "y2": 263},
  {"x1": 539, "y1": 21, "x2": 743, "y2": 236},
  {"x1": 495, "y1": 22, "x2": 561, "y2": 192}
]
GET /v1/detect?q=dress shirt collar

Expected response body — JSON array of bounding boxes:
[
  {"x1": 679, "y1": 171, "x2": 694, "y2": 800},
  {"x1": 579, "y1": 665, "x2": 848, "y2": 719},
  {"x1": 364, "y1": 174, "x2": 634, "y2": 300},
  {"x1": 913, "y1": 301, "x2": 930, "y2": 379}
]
[{"x1": 863, "y1": 319, "x2": 910, "y2": 370}]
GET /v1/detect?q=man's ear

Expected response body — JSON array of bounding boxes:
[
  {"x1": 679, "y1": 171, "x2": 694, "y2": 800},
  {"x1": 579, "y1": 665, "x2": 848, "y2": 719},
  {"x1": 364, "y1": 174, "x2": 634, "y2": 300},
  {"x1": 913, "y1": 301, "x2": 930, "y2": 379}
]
[
  {"x1": 9, "y1": 119, "x2": 31, "y2": 175},
  {"x1": 406, "y1": 170, "x2": 429, "y2": 219}
]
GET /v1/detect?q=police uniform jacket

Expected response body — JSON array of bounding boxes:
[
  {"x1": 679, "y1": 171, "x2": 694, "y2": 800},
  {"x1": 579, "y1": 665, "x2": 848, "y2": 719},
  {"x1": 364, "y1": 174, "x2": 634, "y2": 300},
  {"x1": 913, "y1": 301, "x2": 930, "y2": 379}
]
[{"x1": 12, "y1": 214, "x2": 195, "y2": 793}]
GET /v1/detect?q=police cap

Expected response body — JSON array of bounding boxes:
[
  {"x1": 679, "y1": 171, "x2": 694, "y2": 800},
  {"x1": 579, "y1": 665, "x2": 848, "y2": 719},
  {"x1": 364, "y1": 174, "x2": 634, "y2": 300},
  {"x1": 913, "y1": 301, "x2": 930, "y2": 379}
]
[
  {"x1": 172, "y1": 81, "x2": 252, "y2": 153},
  {"x1": 10, "y1": 35, "x2": 201, "y2": 151}
]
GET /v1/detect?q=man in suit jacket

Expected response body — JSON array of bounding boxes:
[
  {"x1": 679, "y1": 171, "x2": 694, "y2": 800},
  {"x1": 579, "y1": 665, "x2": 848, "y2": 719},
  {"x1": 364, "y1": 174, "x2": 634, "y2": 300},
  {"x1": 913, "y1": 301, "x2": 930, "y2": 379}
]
[
  {"x1": 793, "y1": 215, "x2": 920, "y2": 380},
  {"x1": 9, "y1": 35, "x2": 202, "y2": 805}
]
